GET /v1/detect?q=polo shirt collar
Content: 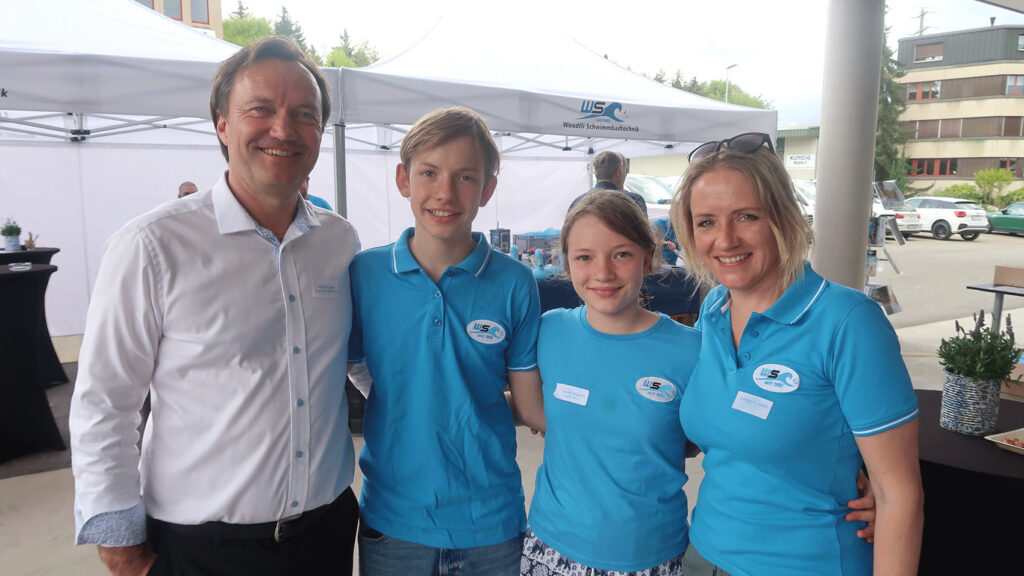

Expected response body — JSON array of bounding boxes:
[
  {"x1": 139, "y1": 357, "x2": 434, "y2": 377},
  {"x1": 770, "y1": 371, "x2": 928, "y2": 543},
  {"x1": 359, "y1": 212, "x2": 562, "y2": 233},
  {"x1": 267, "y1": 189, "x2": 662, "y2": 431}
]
[
  {"x1": 391, "y1": 228, "x2": 492, "y2": 277},
  {"x1": 594, "y1": 180, "x2": 618, "y2": 190},
  {"x1": 761, "y1": 262, "x2": 828, "y2": 325},
  {"x1": 213, "y1": 171, "x2": 317, "y2": 236},
  {"x1": 709, "y1": 262, "x2": 827, "y2": 326}
]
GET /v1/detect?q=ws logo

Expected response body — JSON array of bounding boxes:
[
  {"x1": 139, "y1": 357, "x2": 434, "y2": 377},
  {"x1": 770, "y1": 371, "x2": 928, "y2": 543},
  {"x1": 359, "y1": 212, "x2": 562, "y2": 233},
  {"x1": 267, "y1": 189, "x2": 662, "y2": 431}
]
[
  {"x1": 578, "y1": 100, "x2": 627, "y2": 122},
  {"x1": 752, "y1": 364, "x2": 800, "y2": 393},
  {"x1": 466, "y1": 319, "x2": 506, "y2": 344}
]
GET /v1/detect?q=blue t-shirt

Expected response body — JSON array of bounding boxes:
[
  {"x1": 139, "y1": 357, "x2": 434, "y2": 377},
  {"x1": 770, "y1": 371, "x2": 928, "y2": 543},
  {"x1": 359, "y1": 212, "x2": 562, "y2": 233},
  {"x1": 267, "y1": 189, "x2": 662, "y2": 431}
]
[
  {"x1": 349, "y1": 228, "x2": 541, "y2": 548},
  {"x1": 680, "y1": 263, "x2": 918, "y2": 576},
  {"x1": 529, "y1": 306, "x2": 701, "y2": 571},
  {"x1": 305, "y1": 194, "x2": 332, "y2": 210}
]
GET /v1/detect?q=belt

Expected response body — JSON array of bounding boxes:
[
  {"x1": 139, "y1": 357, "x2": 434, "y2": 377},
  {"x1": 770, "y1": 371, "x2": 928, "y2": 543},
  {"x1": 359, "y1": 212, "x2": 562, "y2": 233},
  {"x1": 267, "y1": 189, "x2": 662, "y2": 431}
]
[{"x1": 155, "y1": 492, "x2": 345, "y2": 544}]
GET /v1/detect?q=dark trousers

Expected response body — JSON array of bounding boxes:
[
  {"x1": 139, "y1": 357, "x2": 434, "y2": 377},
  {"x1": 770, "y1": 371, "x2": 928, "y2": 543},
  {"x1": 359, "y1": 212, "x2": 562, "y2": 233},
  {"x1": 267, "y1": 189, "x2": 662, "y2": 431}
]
[{"x1": 147, "y1": 488, "x2": 358, "y2": 576}]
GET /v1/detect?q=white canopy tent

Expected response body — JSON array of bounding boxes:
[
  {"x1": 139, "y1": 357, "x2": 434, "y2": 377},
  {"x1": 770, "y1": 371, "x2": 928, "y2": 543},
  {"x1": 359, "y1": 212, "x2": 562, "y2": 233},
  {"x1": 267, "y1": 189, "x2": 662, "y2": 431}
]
[{"x1": 1, "y1": 0, "x2": 776, "y2": 336}]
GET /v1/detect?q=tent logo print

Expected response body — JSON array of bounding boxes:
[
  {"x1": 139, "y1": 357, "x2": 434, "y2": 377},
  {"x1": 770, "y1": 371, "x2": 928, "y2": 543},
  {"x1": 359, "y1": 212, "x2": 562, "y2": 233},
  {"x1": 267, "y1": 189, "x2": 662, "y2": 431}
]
[
  {"x1": 578, "y1": 100, "x2": 626, "y2": 122},
  {"x1": 1, "y1": 88, "x2": 7, "y2": 98}
]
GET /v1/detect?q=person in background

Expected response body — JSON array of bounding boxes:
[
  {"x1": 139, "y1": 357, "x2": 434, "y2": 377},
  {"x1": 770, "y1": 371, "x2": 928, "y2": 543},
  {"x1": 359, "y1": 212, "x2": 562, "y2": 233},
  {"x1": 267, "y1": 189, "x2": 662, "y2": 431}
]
[
  {"x1": 301, "y1": 176, "x2": 333, "y2": 210},
  {"x1": 177, "y1": 181, "x2": 198, "y2": 198},
  {"x1": 671, "y1": 132, "x2": 923, "y2": 576},
  {"x1": 568, "y1": 150, "x2": 648, "y2": 217},
  {"x1": 70, "y1": 37, "x2": 361, "y2": 576}
]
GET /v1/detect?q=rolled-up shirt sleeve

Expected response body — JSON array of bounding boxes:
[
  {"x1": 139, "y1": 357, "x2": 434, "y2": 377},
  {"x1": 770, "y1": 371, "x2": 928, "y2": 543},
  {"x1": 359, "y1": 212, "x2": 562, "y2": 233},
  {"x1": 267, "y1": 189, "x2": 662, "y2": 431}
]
[{"x1": 70, "y1": 225, "x2": 163, "y2": 543}]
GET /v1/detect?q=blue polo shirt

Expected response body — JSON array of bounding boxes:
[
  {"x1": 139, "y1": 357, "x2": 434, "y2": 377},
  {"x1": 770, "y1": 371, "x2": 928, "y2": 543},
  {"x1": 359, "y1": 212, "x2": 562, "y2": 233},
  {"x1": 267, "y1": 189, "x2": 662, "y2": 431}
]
[
  {"x1": 529, "y1": 307, "x2": 700, "y2": 571},
  {"x1": 680, "y1": 262, "x2": 918, "y2": 576},
  {"x1": 349, "y1": 228, "x2": 541, "y2": 548}
]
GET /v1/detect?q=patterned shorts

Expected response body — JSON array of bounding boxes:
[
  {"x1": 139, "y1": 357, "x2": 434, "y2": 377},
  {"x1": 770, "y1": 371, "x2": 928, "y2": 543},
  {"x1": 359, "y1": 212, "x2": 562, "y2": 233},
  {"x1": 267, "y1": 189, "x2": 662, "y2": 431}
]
[{"x1": 520, "y1": 525, "x2": 686, "y2": 576}]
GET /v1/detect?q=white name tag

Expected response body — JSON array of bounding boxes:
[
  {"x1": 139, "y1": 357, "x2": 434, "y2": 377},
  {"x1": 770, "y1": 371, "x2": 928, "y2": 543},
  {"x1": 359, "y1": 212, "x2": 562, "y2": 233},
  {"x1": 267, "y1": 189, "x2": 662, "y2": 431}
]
[
  {"x1": 553, "y1": 383, "x2": 589, "y2": 406},
  {"x1": 732, "y1": 390, "x2": 773, "y2": 419},
  {"x1": 314, "y1": 282, "x2": 340, "y2": 298}
]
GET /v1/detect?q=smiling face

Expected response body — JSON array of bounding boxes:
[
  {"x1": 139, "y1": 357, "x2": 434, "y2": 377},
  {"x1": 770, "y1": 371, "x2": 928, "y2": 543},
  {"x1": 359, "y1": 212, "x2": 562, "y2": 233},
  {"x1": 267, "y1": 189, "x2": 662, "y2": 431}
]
[
  {"x1": 689, "y1": 167, "x2": 781, "y2": 301},
  {"x1": 566, "y1": 214, "x2": 651, "y2": 333},
  {"x1": 216, "y1": 58, "x2": 323, "y2": 206},
  {"x1": 397, "y1": 134, "x2": 497, "y2": 255}
]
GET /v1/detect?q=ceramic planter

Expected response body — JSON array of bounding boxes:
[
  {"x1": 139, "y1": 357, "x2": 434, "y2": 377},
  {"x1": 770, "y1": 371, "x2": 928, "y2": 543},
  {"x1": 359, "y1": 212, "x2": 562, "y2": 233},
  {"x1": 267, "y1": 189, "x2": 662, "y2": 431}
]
[
  {"x1": 939, "y1": 370, "x2": 1000, "y2": 435},
  {"x1": 3, "y1": 234, "x2": 20, "y2": 252}
]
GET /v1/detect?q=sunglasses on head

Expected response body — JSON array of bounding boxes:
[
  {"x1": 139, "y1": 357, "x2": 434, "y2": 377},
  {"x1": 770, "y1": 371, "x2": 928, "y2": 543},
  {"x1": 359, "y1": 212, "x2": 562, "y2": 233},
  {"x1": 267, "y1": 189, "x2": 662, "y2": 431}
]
[{"x1": 688, "y1": 132, "x2": 775, "y2": 163}]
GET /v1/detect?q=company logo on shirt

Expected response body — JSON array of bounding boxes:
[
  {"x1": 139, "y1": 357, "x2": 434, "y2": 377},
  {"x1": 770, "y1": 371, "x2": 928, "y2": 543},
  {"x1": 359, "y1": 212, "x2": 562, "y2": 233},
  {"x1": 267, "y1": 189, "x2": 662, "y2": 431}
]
[
  {"x1": 635, "y1": 377, "x2": 677, "y2": 402},
  {"x1": 752, "y1": 364, "x2": 800, "y2": 393},
  {"x1": 466, "y1": 320, "x2": 506, "y2": 344},
  {"x1": 314, "y1": 282, "x2": 340, "y2": 298}
]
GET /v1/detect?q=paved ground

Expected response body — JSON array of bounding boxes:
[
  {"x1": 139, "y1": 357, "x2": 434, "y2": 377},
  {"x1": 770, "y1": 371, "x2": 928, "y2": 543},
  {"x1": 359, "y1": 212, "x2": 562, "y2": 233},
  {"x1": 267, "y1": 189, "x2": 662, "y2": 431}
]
[{"x1": 2, "y1": 233, "x2": 1021, "y2": 575}]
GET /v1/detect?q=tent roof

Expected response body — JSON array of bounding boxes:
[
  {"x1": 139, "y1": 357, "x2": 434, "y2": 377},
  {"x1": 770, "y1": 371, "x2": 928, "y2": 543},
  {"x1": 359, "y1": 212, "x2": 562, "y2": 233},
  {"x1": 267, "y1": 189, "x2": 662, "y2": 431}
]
[
  {"x1": 340, "y1": 16, "x2": 776, "y2": 153},
  {"x1": 2, "y1": 0, "x2": 239, "y2": 119}
]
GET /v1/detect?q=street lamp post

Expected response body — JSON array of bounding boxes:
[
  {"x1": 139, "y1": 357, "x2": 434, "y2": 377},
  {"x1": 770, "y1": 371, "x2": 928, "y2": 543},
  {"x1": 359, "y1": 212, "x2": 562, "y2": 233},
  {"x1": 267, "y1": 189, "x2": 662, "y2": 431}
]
[{"x1": 725, "y1": 64, "x2": 737, "y2": 103}]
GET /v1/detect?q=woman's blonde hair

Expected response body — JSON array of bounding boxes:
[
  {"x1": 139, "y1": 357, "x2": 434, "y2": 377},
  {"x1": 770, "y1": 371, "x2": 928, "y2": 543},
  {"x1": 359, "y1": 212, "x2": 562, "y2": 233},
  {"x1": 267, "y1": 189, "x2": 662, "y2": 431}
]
[{"x1": 669, "y1": 146, "x2": 812, "y2": 293}]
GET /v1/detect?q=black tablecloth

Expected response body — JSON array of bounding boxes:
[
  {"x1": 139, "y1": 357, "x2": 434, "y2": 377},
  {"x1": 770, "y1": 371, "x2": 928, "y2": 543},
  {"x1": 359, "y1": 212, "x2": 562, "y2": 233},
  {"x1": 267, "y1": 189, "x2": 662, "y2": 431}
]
[
  {"x1": 0, "y1": 246, "x2": 59, "y2": 265},
  {"x1": 915, "y1": 389, "x2": 1024, "y2": 574},
  {"x1": 0, "y1": 264, "x2": 66, "y2": 462},
  {"x1": 537, "y1": 267, "x2": 701, "y2": 317},
  {"x1": 0, "y1": 264, "x2": 67, "y2": 388}
]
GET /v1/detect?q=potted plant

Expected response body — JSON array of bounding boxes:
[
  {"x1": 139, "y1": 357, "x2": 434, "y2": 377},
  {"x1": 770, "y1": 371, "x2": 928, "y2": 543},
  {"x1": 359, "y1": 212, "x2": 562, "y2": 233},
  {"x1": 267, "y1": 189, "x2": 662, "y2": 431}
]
[
  {"x1": 1, "y1": 218, "x2": 21, "y2": 252},
  {"x1": 937, "y1": 310, "x2": 1022, "y2": 435}
]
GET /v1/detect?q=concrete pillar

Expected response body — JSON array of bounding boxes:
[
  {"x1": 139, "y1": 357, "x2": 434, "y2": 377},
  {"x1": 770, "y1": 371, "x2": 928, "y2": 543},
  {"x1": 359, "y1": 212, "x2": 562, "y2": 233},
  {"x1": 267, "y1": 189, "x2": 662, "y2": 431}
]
[{"x1": 811, "y1": 0, "x2": 885, "y2": 290}]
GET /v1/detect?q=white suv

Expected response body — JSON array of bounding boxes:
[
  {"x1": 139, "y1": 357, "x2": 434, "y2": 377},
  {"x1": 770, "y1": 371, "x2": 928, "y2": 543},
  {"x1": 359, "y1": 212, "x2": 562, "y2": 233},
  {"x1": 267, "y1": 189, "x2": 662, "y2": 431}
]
[{"x1": 905, "y1": 196, "x2": 989, "y2": 241}]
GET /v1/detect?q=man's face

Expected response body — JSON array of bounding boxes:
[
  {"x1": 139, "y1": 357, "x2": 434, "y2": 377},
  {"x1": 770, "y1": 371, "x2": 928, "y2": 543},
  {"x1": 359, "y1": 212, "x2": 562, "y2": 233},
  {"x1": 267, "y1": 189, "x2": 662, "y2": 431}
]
[
  {"x1": 216, "y1": 58, "x2": 323, "y2": 203},
  {"x1": 178, "y1": 184, "x2": 198, "y2": 198}
]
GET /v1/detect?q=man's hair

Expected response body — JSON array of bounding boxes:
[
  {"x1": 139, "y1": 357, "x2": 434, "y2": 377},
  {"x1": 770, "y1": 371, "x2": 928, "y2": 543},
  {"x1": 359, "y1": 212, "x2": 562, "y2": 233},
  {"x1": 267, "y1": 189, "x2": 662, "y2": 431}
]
[
  {"x1": 561, "y1": 189, "x2": 659, "y2": 281},
  {"x1": 592, "y1": 151, "x2": 628, "y2": 181},
  {"x1": 400, "y1": 106, "x2": 500, "y2": 179},
  {"x1": 210, "y1": 36, "x2": 331, "y2": 161},
  {"x1": 670, "y1": 146, "x2": 811, "y2": 293},
  {"x1": 178, "y1": 181, "x2": 197, "y2": 193}
]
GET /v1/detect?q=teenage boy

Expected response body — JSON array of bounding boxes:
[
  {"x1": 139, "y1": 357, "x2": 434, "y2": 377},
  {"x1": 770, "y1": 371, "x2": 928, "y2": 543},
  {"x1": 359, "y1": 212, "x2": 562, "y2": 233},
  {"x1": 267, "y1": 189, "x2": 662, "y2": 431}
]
[{"x1": 349, "y1": 106, "x2": 544, "y2": 576}]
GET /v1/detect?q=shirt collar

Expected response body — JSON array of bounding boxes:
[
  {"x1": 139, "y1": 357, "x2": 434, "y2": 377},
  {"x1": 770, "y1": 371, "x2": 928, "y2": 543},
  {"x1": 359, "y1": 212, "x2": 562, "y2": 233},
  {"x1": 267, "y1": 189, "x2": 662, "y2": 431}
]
[
  {"x1": 709, "y1": 262, "x2": 827, "y2": 326},
  {"x1": 761, "y1": 262, "x2": 827, "y2": 325},
  {"x1": 213, "y1": 171, "x2": 318, "y2": 236},
  {"x1": 391, "y1": 228, "x2": 492, "y2": 277},
  {"x1": 594, "y1": 180, "x2": 618, "y2": 190}
]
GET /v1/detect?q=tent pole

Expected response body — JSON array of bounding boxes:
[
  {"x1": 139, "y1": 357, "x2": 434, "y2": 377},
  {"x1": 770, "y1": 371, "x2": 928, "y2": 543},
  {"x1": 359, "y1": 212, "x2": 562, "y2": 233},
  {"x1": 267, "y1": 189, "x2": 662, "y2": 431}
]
[{"x1": 333, "y1": 123, "x2": 348, "y2": 218}]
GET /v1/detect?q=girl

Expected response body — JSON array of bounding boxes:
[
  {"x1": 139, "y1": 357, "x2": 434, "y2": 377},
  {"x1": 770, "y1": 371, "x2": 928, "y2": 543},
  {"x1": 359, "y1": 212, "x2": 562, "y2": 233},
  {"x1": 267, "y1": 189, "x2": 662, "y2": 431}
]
[{"x1": 521, "y1": 189, "x2": 701, "y2": 575}]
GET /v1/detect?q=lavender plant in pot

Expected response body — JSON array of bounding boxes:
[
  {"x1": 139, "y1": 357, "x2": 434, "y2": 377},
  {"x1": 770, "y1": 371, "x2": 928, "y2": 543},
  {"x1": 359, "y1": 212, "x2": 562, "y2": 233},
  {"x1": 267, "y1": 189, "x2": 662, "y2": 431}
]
[{"x1": 937, "y1": 310, "x2": 1022, "y2": 435}]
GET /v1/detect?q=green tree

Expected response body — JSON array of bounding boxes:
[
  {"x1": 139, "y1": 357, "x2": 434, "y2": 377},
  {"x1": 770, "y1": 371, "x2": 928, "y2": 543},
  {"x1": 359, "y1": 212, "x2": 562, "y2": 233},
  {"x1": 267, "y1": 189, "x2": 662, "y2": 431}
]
[
  {"x1": 698, "y1": 79, "x2": 772, "y2": 109},
  {"x1": 229, "y1": 0, "x2": 248, "y2": 18},
  {"x1": 670, "y1": 70, "x2": 684, "y2": 90},
  {"x1": 974, "y1": 168, "x2": 1016, "y2": 208},
  {"x1": 325, "y1": 30, "x2": 380, "y2": 68},
  {"x1": 223, "y1": 5, "x2": 273, "y2": 47},
  {"x1": 326, "y1": 46, "x2": 356, "y2": 68},
  {"x1": 943, "y1": 182, "x2": 979, "y2": 201},
  {"x1": 653, "y1": 68, "x2": 667, "y2": 84},
  {"x1": 274, "y1": 7, "x2": 309, "y2": 53},
  {"x1": 874, "y1": 18, "x2": 910, "y2": 191}
]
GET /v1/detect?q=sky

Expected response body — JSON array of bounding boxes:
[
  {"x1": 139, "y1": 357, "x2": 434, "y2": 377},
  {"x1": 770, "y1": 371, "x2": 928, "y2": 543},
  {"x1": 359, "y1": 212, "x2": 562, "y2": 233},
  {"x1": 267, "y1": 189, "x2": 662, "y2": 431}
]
[{"x1": 235, "y1": 0, "x2": 1024, "y2": 127}]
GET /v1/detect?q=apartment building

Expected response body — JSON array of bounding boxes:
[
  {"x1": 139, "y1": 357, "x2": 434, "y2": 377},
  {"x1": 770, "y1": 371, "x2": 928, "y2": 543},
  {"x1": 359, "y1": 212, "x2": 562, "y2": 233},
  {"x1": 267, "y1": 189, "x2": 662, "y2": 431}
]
[
  {"x1": 898, "y1": 25, "x2": 1024, "y2": 192},
  {"x1": 134, "y1": 0, "x2": 223, "y2": 38}
]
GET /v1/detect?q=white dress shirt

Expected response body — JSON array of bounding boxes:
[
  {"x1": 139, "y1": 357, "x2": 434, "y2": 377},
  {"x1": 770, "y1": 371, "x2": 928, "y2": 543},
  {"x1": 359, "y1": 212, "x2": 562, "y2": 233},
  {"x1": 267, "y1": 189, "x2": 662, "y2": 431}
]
[{"x1": 70, "y1": 172, "x2": 359, "y2": 542}]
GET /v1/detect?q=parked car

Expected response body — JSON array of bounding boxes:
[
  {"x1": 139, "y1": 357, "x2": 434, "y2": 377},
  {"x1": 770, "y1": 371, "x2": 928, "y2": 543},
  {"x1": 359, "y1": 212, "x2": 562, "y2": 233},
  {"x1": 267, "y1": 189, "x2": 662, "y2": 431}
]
[
  {"x1": 987, "y1": 202, "x2": 1024, "y2": 235},
  {"x1": 623, "y1": 174, "x2": 673, "y2": 220},
  {"x1": 905, "y1": 196, "x2": 989, "y2": 240},
  {"x1": 873, "y1": 181, "x2": 923, "y2": 238},
  {"x1": 791, "y1": 179, "x2": 816, "y2": 225}
]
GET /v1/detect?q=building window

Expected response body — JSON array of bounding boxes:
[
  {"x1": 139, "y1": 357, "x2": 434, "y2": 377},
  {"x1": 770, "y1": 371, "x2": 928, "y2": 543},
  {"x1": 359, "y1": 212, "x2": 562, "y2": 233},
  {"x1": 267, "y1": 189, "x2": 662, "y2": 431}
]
[
  {"x1": 1008, "y1": 76, "x2": 1024, "y2": 96},
  {"x1": 134, "y1": 0, "x2": 154, "y2": 7},
  {"x1": 914, "y1": 42, "x2": 944, "y2": 62},
  {"x1": 999, "y1": 158, "x2": 1019, "y2": 176},
  {"x1": 1018, "y1": 34, "x2": 1024, "y2": 51},
  {"x1": 907, "y1": 81, "x2": 941, "y2": 101},
  {"x1": 908, "y1": 158, "x2": 958, "y2": 177},
  {"x1": 191, "y1": 0, "x2": 209, "y2": 24},
  {"x1": 164, "y1": 0, "x2": 182, "y2": 20}
]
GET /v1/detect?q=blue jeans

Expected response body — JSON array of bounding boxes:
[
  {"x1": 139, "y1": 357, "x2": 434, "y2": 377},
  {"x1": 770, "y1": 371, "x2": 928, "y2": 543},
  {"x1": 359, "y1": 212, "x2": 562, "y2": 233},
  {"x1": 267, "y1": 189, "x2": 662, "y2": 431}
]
[{"x1": 358, "y1": 523, "x2": 522, "y2": 576}]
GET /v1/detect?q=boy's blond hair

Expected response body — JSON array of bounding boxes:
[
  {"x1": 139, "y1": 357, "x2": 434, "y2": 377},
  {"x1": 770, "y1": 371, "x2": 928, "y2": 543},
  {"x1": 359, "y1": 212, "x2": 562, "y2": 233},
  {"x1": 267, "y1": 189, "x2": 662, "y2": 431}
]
[{"x1": 400, "y1": 106, "x2": 500, "y2": 179}]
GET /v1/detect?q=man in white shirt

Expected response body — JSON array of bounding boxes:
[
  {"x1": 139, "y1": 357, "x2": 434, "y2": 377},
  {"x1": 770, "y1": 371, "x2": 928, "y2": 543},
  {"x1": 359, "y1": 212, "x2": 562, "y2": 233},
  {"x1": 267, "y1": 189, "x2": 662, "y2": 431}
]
[{"x1": 69, "y1": 37, "x2": 360, "y2": 575}]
